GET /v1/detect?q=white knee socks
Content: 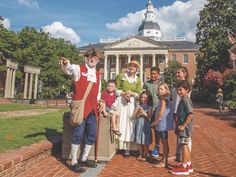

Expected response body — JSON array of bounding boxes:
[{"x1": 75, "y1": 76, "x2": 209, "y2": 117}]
[
  {"x1": 71, "y1": 143, "x2": 79, "y2": 165},
  {"x1": 81, "y1": 144, "x2": 92, "y2": 162}
]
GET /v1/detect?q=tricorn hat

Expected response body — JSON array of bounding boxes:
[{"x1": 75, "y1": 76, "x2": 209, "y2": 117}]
[{"x1": 84, "y1": 48, "x2": 104, "y2": 59}]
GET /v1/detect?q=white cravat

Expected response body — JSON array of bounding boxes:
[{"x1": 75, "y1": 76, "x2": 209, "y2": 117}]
[{"x1": 85, "y1": 64, "x2": 97, "y2": 83}]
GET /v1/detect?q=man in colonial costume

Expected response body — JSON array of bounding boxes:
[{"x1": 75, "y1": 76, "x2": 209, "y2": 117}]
[{"x1": 59, "y1": 48, "x2": 103, "y2": 173}]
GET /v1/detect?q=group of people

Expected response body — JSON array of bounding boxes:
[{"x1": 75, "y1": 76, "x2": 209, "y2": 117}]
[{"x1": 59, "y1": 48, "x2": 195, "y2": 176}]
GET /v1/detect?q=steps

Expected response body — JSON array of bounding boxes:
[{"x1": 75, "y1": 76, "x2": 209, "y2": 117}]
[{"x1": 0, "y1": 136, "x2": 61, "y2": 177}]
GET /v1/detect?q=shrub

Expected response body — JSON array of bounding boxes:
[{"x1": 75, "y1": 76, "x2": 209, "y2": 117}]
[{"x1": 203, "y1": 69, "x2": 223, "y2": 91}]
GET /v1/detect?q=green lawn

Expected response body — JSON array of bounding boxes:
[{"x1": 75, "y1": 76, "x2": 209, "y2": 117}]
[
  {"x1": 0, "y1": 108, "x2": 69, "y2": 153},
  {"x1": 0, "y1": 104, "x2": 49, "y2": 112}
]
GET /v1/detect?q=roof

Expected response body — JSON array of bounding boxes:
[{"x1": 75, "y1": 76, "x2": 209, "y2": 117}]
[
  {"x1": 159, "y1": 41, "x2": 199, "y2": 50},
  {"x1": 78, "y1": 36, "x2": 199, "y2": 51},
  {"x1": 138, "y1": 21, "x2": 160, "y2": 31},
  {"x1": 104, "y1": 35, "x2": 168, "y2": 49}
]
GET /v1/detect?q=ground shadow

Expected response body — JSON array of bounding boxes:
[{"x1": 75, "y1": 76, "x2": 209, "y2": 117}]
[
  {"x1": 195, "y1": 171, "x2": 229, "y2": 177},
  {"x1": 204, "y1": 111, "x2": 236, "y2": 129},
  {"x1": 194, "y1": 104, "x2": 236, "y2": 129},
  {"x1": 24, "y1": 127, "x2": 62, "y2": 156},
  {"x1": 24, "y1": 128, "x2": 61, "y2": 139}
]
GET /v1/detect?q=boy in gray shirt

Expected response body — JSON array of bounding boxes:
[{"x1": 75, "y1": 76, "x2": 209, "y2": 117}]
[{"x1": 170, "y1": 80, "x2": 194, "y2": 175}]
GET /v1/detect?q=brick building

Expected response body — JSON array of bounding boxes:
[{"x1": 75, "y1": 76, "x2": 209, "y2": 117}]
[{"x1": 78, "y1": 0, "x2": 199, "y2": 84}]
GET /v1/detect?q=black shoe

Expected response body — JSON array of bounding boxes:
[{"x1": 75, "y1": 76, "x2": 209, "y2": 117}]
[
  {"x1": 124, "y1": 154, "x2": 129, "y2": 158},
  {"x1": 124, "y1": 150, "x2": 130, "y2": 158},
  {"x1": 70, "y1": 164, "x2": 85, "y2": 173},
  {"x1": 80, "y1": 160, "x2": 97, "y2": 168}
]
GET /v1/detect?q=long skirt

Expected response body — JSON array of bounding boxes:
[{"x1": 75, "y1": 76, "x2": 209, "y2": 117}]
[{"x1": 116, "y1": 96, "x2": 138, "y2": 150}]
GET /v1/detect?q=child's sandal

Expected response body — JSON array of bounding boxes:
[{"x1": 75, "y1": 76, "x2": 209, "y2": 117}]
[
  {"x1": 153, "y1": 162, "x2": 165, "y2": 168},
  {"x1": 137, "y1": 155, "x2": 143, "y2": 161},
  {"x1": 111, "y1": 129, "x2": 121, "y2": 136}
]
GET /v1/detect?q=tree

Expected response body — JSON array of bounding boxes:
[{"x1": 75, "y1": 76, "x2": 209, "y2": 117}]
[
  {"x1": 163, "y1": 60, "x2": 181, "y2": 88},
  {"x1": 195, "y1": 0, "x2": 236, "y2": 90},
  {"x1": 223, "y1": 68, "x2": 236, "y2": 100},
  {"x1": 203, "y1": 69, "x2": 224, "y2": 91},
  {"x1": 0, "y1": 26, "x2": 83, "y2": 98},
  {"x1": 0, "y1": 25, "x2": 20, "y2": 59}
]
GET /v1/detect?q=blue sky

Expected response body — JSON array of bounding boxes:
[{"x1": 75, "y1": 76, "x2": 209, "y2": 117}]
[{"x1": 0, "y1": 0, "x2": 207, "y2": 46}]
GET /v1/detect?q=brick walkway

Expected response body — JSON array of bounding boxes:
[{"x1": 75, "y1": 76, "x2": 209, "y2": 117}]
[{"x1": 17, "y1": 107, "x2": 236, "y2": 177}]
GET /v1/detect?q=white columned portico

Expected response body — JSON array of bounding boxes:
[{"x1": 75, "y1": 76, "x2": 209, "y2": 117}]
[
  {"x1": 165, "y1": 54, "x2": 169, "y2": 68},
  {"x1": 9, "y1": 69, "x2": 13, "y2": 97},
  {"x1": 115, "y1": 54, "x2": 119, "y2": 76},
  {"x1": 23, "y1": 72, "x2": 28, "y2": 99},
  {"x1": 23, "y1": 66, "x2": 41, "y2": 99},
  {"x1": 128, "y1": 54, "x2": 131, "y2": 63},
  {"x1": 33, "y1": 74, "x2": 39, "y2": 99},
  {"x1": 4, "y1": 68, "x2": 10, "y2": 98},
  {"x1": 104, "y1": 55, "x2": 108, "y2": 81},
  {"x1": 140, "y1": 54, "x2": 143, "y2": 86},
  {"x1": 152, "y1": 54, "x2": 156, "y2": 67},
  {"x1": 11, "y1": 70, "x2": 16, "y2": 98},
  {"x1": 4, "y1": 59, "x2": 18, "y2": 98},
  {"x1": 28, "y1": 73, "x2": 33, "y2": 99}
]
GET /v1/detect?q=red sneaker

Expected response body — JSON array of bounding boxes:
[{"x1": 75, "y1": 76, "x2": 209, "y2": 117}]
[
  {"x1": 170, "y1": 166, "x2": 189, "y2": 175},
  {"x1": 187, "y1": 164, "x2": 194, "y2": 173}
]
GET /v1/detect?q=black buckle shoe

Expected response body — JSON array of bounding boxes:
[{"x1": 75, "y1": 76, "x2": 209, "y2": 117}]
[
  {"x1": 71, "y1": 164, "x2": 85, "y2": 173},
  {"x1": 81, "y1": 160, "x2": 97, "y2": 168}
]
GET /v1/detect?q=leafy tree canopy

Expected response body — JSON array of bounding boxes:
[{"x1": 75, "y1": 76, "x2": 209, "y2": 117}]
[
  {"x1": 0, "y1": 26, "x2": 84, "y2": 98},
  {"x1": 163, "y1": 60, "x2": 181, "y2": 88},
  {"x1": 195, "y1": 0, "x2": 236, "y2": 89}
]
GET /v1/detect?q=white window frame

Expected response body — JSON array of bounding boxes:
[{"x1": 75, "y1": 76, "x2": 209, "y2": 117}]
[
  {"x1": 183, "y1": 54, "x2": 188, "y2": 64},
  {"x1": 172, "y1": 54, "x2": 176, "y2": 62},
  {"x1": 110, "y1": 72, "x2": 116, "y2": 79},
  {"x1": 159, "y1": 56, "x2": 164, "y2": 64}
]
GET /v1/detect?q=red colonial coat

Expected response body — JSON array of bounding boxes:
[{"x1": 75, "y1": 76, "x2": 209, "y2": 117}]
[{"x1": 72, "y1": 64, "x2": 100, "y2": 119}]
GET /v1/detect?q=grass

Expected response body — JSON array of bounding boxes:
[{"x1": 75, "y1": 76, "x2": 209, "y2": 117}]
[
  {"x1": 0, "y1": 104, "x2": 49, "y2": 112},
  {"x1": 0, "y1": 108, "x2": 69, "y2": 153}
]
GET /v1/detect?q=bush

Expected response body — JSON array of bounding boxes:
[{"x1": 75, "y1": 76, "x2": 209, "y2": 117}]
[
  {"x1": 191, "y1": 88, "x2": 215, "y2": 104},
  {"x1": 203, "y1": 69, "x2": 223, "y2": 92},
  {"x1": 223, "y1": 69, "x2": 236, "y2": 101}
]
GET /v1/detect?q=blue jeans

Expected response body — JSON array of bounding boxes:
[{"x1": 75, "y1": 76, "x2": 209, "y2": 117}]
[{"x1": 72, "y1": 111, "x2": 97, "y2": 145}]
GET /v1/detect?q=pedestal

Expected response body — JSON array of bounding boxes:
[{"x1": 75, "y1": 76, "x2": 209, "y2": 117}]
[{"x1": 62, "y1": 112, "x2": 117, "y2": 161}]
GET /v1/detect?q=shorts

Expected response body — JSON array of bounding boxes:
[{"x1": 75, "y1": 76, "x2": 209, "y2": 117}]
[
  {"x1": 155, "y1": 130, "x2": 168, "y2": 141},
  {"x1": 106, "y1": 107, "x2": 116, "y2": 114},
  {"x1": 177, "y1": 136, "x2": 191, "y2": 145}
]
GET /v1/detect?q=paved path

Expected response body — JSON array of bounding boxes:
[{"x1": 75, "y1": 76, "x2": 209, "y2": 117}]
[
  {"x1": 17, "y1": 107, "x2": 236, "y2": 177},
  {"x1": 0, "y1": 108, "x2": 60, "y2": 118}
]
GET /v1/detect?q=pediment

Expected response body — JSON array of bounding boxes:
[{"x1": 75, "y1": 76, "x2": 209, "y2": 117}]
[{"x1": 104, "y1": 36, "x2": 168, "y2": 49}]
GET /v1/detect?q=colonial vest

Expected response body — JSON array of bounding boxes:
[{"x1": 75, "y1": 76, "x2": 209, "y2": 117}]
[{"x1": 73, "y1": 64, "x2": 100, "y2": 119}]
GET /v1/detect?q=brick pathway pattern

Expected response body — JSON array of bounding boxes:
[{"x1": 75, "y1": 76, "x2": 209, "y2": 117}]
[{"x1": 17, "y1": 108, "x2": 236, "y2": 177}]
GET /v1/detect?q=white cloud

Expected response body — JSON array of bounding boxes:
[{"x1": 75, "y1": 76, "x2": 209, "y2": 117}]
[
  {"x1": 106, "y1": 0, "x2": 207, "y2": 42},
  {"x1": 1, "y1": 17, "x2": 11, "y2": 29},
  {"x1": 18, "y1": 0, "x2": 39, "y2": 9},
  {"x1": 106, "y1": 10, "x2": 145, "y2": 37},
  {"x1": 42, "y1": 21, "x2": 81, "y2": 45}
]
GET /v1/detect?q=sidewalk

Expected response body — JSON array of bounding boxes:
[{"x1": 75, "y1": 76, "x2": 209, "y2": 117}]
[{"x1": 17, "y1": 107, "x2": 236, "y2": 177}]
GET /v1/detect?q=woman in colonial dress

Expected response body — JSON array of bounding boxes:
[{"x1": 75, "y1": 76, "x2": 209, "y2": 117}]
[{"x1": 115, "y1": 60, "x2": 142, "y2": 157}]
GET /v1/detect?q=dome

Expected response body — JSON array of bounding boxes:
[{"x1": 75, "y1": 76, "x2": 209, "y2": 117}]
[{"x1": 138, "y1": 21, "x2": 160, "y2": 32}]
